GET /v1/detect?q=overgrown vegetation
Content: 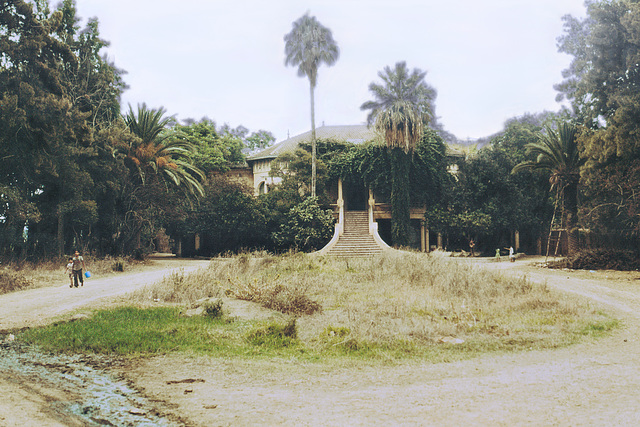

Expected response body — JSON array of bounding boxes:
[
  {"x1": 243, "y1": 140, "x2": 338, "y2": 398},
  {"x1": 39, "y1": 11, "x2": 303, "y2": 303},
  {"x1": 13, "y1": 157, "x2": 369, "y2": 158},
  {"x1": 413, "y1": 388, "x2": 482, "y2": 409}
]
[
  {"x1": 549, "y1": 249, "x2": 640, "y2": 271},
  {"x1": 0, "y1": 271, "x2": 33, "y2": 294},
  {"x1": 20, "y1": 253, "x2": 617, "y2": 362}
]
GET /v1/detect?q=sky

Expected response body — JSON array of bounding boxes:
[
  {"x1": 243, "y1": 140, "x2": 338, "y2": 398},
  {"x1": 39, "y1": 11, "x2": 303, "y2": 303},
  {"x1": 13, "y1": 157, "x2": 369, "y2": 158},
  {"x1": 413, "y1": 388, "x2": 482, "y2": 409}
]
[{"x1": 72, "y1": 0, "x2": 587, "y2": 143}]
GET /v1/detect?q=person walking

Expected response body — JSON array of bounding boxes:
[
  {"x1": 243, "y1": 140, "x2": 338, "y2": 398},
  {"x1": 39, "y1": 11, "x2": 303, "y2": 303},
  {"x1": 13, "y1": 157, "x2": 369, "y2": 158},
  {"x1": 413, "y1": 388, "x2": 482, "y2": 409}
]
[
  {"x1": 72, "y1": 250, "x2": 86, "y2": 287},
  {"x1": 65, "y1": 257, "x2": 74, "y2": 288}
]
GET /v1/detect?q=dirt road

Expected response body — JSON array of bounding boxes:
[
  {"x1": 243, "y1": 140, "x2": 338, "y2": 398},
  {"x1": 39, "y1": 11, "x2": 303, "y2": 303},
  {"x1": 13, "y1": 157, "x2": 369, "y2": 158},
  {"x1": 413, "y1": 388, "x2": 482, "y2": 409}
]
[
  {"x1": 2, "y1": 256, "x2": 640, "y2": 426},
  {"x1": 0, "y1": 257, "x2": 211, "y2": 426}
]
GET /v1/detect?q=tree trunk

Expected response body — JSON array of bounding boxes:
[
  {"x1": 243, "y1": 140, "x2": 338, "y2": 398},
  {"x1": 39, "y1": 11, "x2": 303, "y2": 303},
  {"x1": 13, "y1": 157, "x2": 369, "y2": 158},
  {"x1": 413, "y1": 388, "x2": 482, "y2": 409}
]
[
  {"x1": 57, "y1": 205, "x2": 64, "y2": 257},
  {"x1": 390, "y1": 147, "x2": 411, "y2": 247},
  {"x1": 310, "y1": 82, "x2": 317, "y2": 198},
  {"x1": 564, "y1": 181, "x2": 579, "y2": 256}
]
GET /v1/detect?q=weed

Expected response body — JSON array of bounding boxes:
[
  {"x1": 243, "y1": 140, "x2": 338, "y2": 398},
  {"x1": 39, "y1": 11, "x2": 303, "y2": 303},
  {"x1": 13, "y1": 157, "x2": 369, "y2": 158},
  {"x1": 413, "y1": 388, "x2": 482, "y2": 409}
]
[
  {"x1": 0, "y1": 271, "x2": 33, "y2": 294},
  {"x1": 245, "y1": 319, "x2": 298, "y2": 347},
  {"x1": 203, "y1": 298, "x2": 224, "y2": 319}
]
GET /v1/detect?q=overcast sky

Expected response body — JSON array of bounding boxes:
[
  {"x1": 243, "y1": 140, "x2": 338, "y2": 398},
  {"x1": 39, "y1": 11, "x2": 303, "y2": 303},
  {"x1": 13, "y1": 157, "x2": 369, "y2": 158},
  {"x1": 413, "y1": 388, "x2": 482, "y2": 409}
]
[{"x1": 73, "y1": 0, "x2": 587, "y2": 142}]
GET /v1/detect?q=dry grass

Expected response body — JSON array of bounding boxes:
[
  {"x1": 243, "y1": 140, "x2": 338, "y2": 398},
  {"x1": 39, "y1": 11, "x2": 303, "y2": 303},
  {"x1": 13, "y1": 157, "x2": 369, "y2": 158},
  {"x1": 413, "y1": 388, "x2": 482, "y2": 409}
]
[
  {"x1": 0, "y1": 256, "x2": 144, "y2": 294},
  {"x1": 131, "y1": 251, "x2": 613, "y2": 357}
]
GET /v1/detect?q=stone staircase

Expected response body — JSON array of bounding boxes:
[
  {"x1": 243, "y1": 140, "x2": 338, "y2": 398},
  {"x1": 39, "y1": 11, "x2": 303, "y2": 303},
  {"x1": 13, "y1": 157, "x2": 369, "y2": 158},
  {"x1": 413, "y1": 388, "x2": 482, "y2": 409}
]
[{"x1": 323, "y1": 211, "x2": 386, "y2": 257}]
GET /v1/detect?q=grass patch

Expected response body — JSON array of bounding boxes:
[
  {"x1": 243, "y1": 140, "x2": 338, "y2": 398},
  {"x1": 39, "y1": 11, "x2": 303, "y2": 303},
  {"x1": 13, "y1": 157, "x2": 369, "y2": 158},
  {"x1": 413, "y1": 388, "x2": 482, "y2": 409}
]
[
  {"x1": 19, "y1": 306, "x2": 302, "y2": 357},
  {"x1": 20, "y1": 252, "x2": 618, "y2": 363}
]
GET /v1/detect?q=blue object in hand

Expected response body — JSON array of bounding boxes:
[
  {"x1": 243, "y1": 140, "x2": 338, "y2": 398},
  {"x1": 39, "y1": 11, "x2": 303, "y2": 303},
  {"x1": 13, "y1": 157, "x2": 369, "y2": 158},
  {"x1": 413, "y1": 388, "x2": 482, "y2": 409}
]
[{"x1": 84, "y1": 271, "x2": 91, "y2": 278}]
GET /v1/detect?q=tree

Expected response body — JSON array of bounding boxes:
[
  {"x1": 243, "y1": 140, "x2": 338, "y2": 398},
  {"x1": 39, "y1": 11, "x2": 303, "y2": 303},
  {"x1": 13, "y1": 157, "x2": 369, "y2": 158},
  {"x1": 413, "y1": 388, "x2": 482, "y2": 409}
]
[
  {"x1": 512, "y1": 122, "x2": 582, "y2": 255},
  {"x1": 284, "y1": 13, "x2": 339, "y2": 198},
  {"x1": 555, "y1": 1, "x2": 640, "y2": 247},
  {"x1": 119, "y1": 104, "x2": 204, "y2": 251},
  {"x1": 360, "y1": 61, "x2": 437, "y2": 246},
  {"x1": 122, "y1": 104, "x2": 204, "y2": 198}
]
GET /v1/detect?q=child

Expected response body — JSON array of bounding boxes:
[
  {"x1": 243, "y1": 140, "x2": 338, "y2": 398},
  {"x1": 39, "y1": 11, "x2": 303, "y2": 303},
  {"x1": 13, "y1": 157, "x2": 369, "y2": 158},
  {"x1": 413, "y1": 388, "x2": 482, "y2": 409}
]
[{"x1": 65, "y1": 258, "x2": 74, "y2": 288}]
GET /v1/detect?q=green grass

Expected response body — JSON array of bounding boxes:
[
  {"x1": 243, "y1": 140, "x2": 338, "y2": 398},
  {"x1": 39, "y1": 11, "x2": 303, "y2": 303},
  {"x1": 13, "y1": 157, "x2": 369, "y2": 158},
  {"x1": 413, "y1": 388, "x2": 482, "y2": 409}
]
[
  {"x1": 18, "y1": 305, "x2": 618, "y2": 363},
  {"x1": 20, "y1": 306, "x2": 303, "y2": 358}
]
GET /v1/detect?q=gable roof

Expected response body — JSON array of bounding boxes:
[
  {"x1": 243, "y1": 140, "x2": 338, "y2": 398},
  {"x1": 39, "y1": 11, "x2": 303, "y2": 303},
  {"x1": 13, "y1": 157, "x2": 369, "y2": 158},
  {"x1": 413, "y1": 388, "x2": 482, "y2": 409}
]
[
  {"x1": 247, "y1": 125, "x2": 375, "y2": 162},
  {"x1": 247, "y1": 124, "x2": 464, "y2": 162}
]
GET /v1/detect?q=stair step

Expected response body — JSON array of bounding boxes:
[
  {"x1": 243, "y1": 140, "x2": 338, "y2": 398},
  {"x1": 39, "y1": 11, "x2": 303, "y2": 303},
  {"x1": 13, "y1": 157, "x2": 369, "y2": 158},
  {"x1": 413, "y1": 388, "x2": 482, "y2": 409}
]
[{"x1": 320, "y1": 210, "x2": 388, "y2": 257}]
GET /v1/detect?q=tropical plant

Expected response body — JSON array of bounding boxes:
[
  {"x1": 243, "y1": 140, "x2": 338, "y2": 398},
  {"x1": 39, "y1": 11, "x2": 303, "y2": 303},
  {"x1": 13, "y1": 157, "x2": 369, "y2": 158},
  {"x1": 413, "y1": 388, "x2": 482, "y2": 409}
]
[
  {"x1": 360, "y1": 61, "x2": 437, "y2": 246},
  {"x1": 512, "y1": 121, "x2": 582, "y2": 255},
  {"x1": 284, "y1": 13, "x2": 339, "y2": 198},
  {"x1": 122, "y1": 104, "x2": 204, "y2": 198}
]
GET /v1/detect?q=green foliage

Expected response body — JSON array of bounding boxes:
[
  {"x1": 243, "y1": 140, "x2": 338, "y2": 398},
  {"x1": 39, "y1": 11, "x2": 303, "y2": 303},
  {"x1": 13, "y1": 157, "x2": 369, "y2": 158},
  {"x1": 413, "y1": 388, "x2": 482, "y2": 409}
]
[
  {"x1": 245, "y1": 129, "x2": 276, "y2": 151},
  {"x1": 513, "y1": 121, "x2": 582, "y2": 254},
  {"x1": 360, "y1": 61, "x2": 440, "y2": 246},
  {"x1": 556, "y1": 1, "x2": 640, "y2": 245},
  {"x1": 177, "y1": 175, "x2": 269, "y2": 255},
  {"x1": 284, "y1": 13, "x2": 339, "y2": 90},
  {"x1": 166, "y1": 119, "x2": 242, "y2": 174},
  {"x1": 272, "y1": 197, "x2": 335, "y2": 252},
  {"x1": 285, "y1": 12, "x2": 340, "y2": 197},
  {"x1": 360, "y1": 61, "x2": 438, "y2": 149},
  {"x1": 429, "y1": 114, "x2": 554, "y2": 252}
]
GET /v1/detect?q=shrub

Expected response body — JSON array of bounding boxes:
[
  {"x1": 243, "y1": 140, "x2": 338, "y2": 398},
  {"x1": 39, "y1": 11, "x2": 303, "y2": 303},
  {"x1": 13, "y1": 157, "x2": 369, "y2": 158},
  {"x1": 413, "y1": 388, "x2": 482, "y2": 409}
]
[
  {"x1": 0, "y1": 271, "x2": 33, "y2": 294},
  {"x1": 245, "y1": 319, "x2": 298, "y2": 347},
  {"x1": 112, "y1": 259, "x2": 125, "y2": 272},
  {"x1": 550, "y1": 248, "x2": 640, "y2": 271},
  {"x1": 226, "y1": 276, "x2": 322, "y2": 316},
  {"x1": 203, "y1": 298, "x2": 224, "y2": 319}
]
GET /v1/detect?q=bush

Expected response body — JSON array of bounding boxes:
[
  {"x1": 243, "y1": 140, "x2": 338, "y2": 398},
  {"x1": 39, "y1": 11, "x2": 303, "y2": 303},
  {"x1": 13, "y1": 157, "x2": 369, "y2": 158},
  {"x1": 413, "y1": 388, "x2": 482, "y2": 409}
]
[
  {"x1": 550, "y1": 248, "x2": 640, "y2": 271},
  {"x1": 272, "y1": 197, "x2": 335, "y2": 252},
  {"x1": 0, "y1": 271, "x2": 33, "y2": 294},
  {"x1": 203, "y1": 298, "x2": 224, "y2": 319},
  {"x1": 245, "y1": 319, "x2": 298, "y2": 347}
]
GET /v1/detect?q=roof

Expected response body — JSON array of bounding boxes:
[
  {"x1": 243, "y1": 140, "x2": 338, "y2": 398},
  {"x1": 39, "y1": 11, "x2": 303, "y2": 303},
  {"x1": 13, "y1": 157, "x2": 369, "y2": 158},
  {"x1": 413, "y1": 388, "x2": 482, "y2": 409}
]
[
  {"x1": 246, "y1": 124, "x2": 465, "y2": 162},
  {"x1": 247, "y1": 125, "x2": 375, "y2": 162}
]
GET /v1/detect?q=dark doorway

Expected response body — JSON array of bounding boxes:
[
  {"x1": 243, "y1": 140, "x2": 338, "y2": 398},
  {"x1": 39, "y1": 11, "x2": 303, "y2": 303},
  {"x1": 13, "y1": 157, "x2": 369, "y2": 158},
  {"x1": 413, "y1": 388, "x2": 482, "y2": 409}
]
[{"x1": 344, "y1": 182, "x2": 367, "y2": 210}]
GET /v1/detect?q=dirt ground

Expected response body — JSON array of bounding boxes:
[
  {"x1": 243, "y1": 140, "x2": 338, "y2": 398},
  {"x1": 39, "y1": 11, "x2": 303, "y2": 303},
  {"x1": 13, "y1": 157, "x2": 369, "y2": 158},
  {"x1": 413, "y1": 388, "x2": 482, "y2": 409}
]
[{"x1": 2, "y1": 255, "x2": 640, "y2": 426}]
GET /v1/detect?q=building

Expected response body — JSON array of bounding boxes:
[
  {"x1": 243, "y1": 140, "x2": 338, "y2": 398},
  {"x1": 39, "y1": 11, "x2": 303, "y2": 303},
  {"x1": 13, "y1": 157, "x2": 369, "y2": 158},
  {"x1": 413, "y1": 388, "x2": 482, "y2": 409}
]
[{"x1": 246, "y1": 124, "x2": 464, "y2": 253}]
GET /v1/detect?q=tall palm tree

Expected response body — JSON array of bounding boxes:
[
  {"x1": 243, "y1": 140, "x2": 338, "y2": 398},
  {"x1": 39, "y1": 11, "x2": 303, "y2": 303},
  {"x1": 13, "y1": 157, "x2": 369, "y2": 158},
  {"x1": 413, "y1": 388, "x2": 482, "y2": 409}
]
[
  {"x1": 123, "y1": 104, "x2": 204, "y2": 198},
  {"x1": 284, "y1": 13, "x2": 339, "y2": 198},
  {"x1": 360, "y1": 61, "x2": 437, "y2": 246},
  {"x1": 512, "y1": 121, "x2": 582, "y2": 255}
]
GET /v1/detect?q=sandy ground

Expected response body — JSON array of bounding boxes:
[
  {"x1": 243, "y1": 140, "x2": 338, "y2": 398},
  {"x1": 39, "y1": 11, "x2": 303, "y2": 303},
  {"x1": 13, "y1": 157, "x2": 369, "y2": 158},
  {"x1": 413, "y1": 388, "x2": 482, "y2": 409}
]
[{"x1": 2, "y1": 255, "x2": 640, "y2": 425}]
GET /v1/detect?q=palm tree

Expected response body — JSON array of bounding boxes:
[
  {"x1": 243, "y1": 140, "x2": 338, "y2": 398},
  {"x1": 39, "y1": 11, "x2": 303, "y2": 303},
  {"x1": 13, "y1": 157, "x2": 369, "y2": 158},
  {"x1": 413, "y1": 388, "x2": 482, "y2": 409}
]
[
  {"x1": 512, "y1": 121, "x2": 582, "y2": 255},
  {"x1": 284, "y1": 13, "x2": 339, "y2": 198},
  {"x1": 123, "y1": 104, "x2": 204, "y2": 198},
  {"x1": 360, "y1": 61, "x2": 437, "y2": 246}
]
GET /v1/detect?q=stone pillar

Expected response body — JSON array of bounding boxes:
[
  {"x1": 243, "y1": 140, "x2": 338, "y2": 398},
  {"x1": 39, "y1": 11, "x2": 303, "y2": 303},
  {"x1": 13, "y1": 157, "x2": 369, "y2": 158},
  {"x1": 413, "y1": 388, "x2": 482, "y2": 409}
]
[
  {"x1": 368, "y1": 188, "x2": 375, "y2": 234},
  {"x1": 337, "y1": 178, "x2": 344, "y2": 235}
]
